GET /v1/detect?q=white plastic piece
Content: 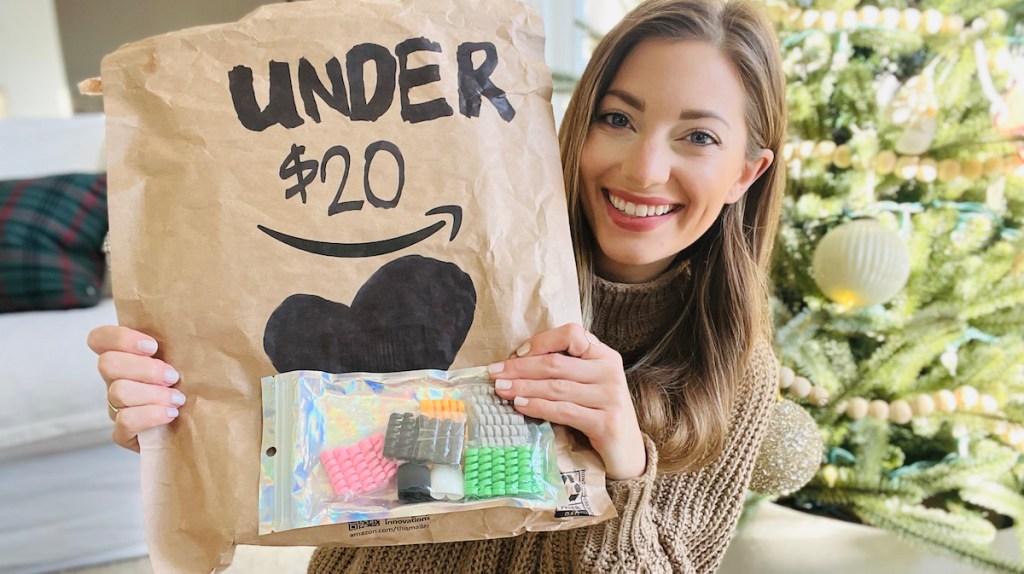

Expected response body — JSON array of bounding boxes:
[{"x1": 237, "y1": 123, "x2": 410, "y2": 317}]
[{"x1": 430, "y1": 465, "x2": 465, "y2": 501}]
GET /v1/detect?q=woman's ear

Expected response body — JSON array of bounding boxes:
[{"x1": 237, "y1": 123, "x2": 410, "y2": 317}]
[{"x1": 725, "y1": 149, "x2": 774, "y2": 204}]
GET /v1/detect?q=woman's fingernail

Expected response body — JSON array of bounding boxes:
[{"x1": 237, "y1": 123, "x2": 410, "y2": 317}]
[
  {"x1": 515, "y1": 342, "x2": 531, "y2": 357},
  {"x1": 170, "y1": 391, "x2": 186, "y2": 406},
  {"x1": 164, "y1": 368, "x2": 180, "y2": 384},
  {"x1": 514, "y1": 396, "x2": 529, "y2": 407},
  {"x1": 487, "y1": 362, "x2": 504, "y2": 375},
  {"x1": 139, "y1": 339, "x2": 158, "y2": 354},
  {"x1": 167, "y1": 408, "x2": 179, "y2": 418},
  {"x1": 495, "y1": 379, "x2": 512, "y2": 390}
]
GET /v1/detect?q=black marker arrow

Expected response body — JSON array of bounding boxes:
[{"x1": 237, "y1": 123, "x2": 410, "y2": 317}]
[{"x1": 257, "y1": 205, "x2": 463, "y2": 258}]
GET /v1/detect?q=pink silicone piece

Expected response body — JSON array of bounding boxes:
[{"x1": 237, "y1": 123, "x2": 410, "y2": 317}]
[{"x1": 319, "y1": 434, "x2": 398, "y2": 498}]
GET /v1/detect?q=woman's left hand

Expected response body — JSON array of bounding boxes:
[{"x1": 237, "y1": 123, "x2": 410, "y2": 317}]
[{"x1": 488, "y1": 323, "x2": 647, "y2": 480}]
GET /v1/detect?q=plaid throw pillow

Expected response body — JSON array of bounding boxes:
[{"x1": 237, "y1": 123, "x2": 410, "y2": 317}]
[{"x1": 0, "y1": 173, "x2": 108, "y2": 312}]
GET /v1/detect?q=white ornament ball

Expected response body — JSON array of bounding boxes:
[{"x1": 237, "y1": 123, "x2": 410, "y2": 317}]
[
  {"x1": 911, "y1": 394, "x2": 936, "y2": 416},
  {"x1": 980, "y1": 394, "x2": 999, "y2": 414},
  {"x1": 819, "y1": 10, "x2": 839, "y2": 32},
  {"x1": 943, "y1": 15, "x2": 965, "y2": 34},
  {"x1": 923, "y1": 9, "x2": 944, "y2": 34},
  {"x1": 896, "y1": 156, "x2": 920, "y2": 180},
  {"x1": 916, "y1": 158, "x2": 938, "y2": 183},
  {"x1": 889, "y1": 400, "x2": 913, "y2": 424},
  {"x1": 881, "y1": 7, "x2": 901, "y2": 28},
  {"x1": 954, "y1": 385, "x2": 980, "y2": 410},
  {"x1": 847, "y1": 397, "x2": 870, "y2": 420},
  {"x1": 812, "y1": 220, "x2": 912, "y2": 309},
  {"x1": 841, "y1": 10, "x2": 858, "y2": 29},
  {"x1": 815, "y1": 140, "x2": 837, "y2": 161},
  {"x1": 859, "y1": 6, "x2": 881, "y2": 26},
  {"x1": 808, "y1": 386, "x2": 830, "y2": 406},
  {"x1": 933, "y1": 390, "x2": 958, "y2": 413},
  {"x1": 780, "y1": 366, "x2": 796, "y2": 389},
  {"x1": 868, "y1": 400, "x2": 891, "y2": 420},
  {"x1": 900, "y1": 8, "x2": 922, "y2": 32},
  {"x1": 1004, "y1": 427, "x2": 1024, "y2": 447},
  {"x1": 790, "y1": 376, "x2": 813, "y2": 398}
]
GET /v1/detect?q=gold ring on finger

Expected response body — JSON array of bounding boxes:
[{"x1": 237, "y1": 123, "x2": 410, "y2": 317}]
[{"x1": 107, "y1": 399, "x2": 121, "y2": 414}]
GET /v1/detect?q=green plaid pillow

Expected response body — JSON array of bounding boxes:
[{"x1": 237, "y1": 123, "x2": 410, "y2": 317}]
[{"x1": 0, "y1": 173, "x2": 108, "y2": 312}]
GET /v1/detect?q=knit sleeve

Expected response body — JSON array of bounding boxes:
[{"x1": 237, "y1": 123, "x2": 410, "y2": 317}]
[{"x1": 571, "y1": 339, "x2": 778, "y2": 574}]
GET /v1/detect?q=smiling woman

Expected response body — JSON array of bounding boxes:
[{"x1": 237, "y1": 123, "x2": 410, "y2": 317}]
[
  {"x1": 579, "y1": 39, "x2": 774, "y2": 283},
  {"x1": 309, "y1": 0, "x2": 787, "y2": 571}
]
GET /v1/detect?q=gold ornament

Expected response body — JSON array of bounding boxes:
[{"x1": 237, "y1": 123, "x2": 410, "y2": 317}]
[
  {"x1": 750, "y1": 399, "x2": 824, "y2": 497},
  {"x1": 812, "y1": 219, "x2": 911, "y2": 309},
  {"x1": 876, "y1": 150, "x2": 897, "y2": 174},
  {"x1": 832, "y1": 145, "x2": 853, "y2": 168}
]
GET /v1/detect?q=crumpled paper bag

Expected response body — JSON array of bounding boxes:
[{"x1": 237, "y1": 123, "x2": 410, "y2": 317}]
[{"x1": 96, "y1": 0, "x2": 614, "y2": 571}]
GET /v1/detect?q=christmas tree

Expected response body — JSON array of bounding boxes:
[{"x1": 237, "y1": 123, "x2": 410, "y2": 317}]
[{"x1": 753, "y1": 1, "x2": 1024, "y2": 571}]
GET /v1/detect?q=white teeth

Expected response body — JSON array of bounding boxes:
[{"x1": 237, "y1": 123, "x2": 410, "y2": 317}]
[{"x1": 607, "y1": 192, "x2": 676, "y2": 218}]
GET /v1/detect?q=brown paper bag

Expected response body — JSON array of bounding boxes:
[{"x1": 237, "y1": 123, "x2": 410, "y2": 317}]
[{"x1": 98, "y1": 0, "x2": 614, "y2": 571}]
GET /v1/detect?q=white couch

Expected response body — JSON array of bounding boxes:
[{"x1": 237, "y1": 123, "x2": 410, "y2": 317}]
[{"x1": 0, "y1": 114, "x2": 147, "y2": 574}]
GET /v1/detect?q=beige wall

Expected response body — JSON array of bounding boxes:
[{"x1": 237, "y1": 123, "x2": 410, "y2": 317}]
[
  {"x1": 56, "y1": 0, "x2": 274, "y2": 113},
  {"x1": 0, "y1": 0, "x2": 72, "y2": 117},
  {"x1": 51, "y1": 0, "x2": 552, "y2": 115}
]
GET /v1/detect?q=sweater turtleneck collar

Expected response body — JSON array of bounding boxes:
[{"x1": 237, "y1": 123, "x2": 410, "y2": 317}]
[{"x1": 589, "y1": 259, "x2": 691, "y2": 358}]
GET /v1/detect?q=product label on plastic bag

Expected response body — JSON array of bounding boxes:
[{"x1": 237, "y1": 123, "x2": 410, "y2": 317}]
[{"x1": 260, "y1": 367, "x2": 570, "y2": 534}]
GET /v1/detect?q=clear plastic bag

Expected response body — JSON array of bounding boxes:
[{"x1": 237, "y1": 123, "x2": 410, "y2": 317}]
[{"x1": 259, "y1": 367, "x2": 565, "y2": 534}]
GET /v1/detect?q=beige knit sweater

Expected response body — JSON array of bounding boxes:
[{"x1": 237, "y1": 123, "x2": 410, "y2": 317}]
[{"x1": 308, "y1": 264, "x2": 779, "y2": 574}]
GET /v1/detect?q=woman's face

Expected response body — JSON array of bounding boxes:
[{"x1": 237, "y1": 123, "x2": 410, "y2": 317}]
[{"x1": 579, "y1": 39, "x2": 773, "y2": 283}]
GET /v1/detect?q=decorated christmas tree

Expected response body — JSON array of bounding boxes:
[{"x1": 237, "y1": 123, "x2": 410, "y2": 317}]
[{"x1": 747, "y1": 1, "x2": 1024, "y2": 571}]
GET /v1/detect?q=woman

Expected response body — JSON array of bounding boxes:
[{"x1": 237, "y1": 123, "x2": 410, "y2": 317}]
[{"x1": 89, "y1": 0, "x2": 786, "y2": 571}]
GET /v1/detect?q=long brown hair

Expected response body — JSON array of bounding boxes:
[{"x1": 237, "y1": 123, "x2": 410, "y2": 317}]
[{"x1": 558, "y1": 0, "x2": 786, "y2": 473}]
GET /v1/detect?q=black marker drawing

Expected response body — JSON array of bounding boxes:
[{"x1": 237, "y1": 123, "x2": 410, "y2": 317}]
[
  {"x1": 257, "y1": 205, "x2": 461, "y2": 258},
  {"x1": 263, "y1": 255, "x2": 476, "y2": 373},
  {"x1": 229, "y1": 38, "x2": 516, "y2": 131}
]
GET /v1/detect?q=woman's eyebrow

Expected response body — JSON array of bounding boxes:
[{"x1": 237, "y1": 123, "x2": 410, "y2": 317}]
[
  {"x1": 605, "y1": 88, "x2": 645, "y2": 110},
  {"x1": 605, "y1": 88, "x2": 731, "y2": 129},
  {"x1": 679, "y1": 109, "x2": 730, "y2": 129}
]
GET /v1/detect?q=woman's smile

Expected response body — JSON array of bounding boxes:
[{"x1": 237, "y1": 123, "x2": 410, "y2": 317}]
[{"x1": 602, "y1": 188, "x2": 684, "y2": 232}]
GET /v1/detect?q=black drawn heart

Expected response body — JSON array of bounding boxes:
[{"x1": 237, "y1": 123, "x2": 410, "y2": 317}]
[{"x1": 263, "y1": 255, "x2": 476, "y2": 373}]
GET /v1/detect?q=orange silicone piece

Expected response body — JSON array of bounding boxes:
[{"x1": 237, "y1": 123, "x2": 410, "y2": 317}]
[{"x1": 420, "y1": 399, "x2": 465, "y2": 416}]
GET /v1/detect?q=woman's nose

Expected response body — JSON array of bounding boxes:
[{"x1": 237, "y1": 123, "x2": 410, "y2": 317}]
[{"x1": 620, "y1": 136, "x2": 671, "y2": 189}]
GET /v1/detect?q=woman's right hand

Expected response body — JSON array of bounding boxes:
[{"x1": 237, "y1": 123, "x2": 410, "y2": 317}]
[{"x1": 87, "y1": 326, "x2": 185, "y2": 452}]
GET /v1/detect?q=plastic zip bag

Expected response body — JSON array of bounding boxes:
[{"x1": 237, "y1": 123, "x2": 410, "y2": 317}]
[{"x1": 259, "y1": 367, "x2": 565, "y2": 534}]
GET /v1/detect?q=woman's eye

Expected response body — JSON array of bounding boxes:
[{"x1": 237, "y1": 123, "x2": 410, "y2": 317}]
[
  {"x1": 686, "y1": 130, "x2": 718, "y2": 146},
  {"x1": 600, "y1": 112, "x2": 631, "y2": 128}
]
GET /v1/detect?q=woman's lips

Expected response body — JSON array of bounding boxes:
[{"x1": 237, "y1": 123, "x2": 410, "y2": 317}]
[{"x1": 602, "y1": 188, "x2": 681, "y2": 232}]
